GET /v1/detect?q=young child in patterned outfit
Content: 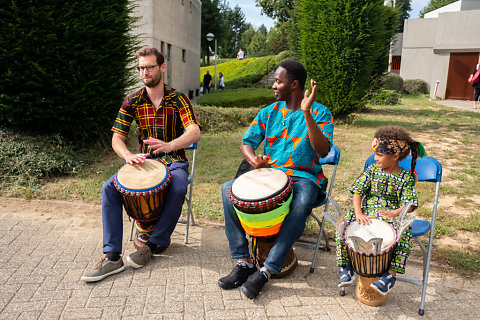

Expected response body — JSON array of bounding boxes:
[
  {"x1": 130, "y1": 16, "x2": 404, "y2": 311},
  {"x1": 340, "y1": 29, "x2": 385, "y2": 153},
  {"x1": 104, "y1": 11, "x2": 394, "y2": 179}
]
[{"x1": 336, "y1": 126, "x2": 425, "y2": 295}]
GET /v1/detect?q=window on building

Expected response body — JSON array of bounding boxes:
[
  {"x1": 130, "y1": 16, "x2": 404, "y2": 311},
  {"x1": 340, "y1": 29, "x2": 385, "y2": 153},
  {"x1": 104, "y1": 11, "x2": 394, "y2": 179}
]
[
  {"x1": 161, "y1": 41, "x2": 165, "y2": 54},
  {"x1": 182, "y1": 49, "x2": 186, "y2": 62},
  {"x1": 167, "y1": 44, "x2": 171, "y2": 61}
]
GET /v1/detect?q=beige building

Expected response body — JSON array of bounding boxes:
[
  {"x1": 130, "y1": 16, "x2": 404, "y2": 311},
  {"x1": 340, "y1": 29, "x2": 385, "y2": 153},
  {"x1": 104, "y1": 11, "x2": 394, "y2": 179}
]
[
  {"x1": 399, "y1": 0, "x2": 480, "y2": 100},
  {"x1": 132, "y1": 0, "x2": 201, "y2": 98}
]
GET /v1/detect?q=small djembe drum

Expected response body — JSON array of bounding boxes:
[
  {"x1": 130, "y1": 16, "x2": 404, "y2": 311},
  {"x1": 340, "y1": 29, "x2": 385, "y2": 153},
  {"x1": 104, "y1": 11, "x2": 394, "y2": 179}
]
[
  {"x1": 114, "y1": 159, "x2": 171, "y2": 249},
  {"x1": 228, "y1": 168, "x2": 297, "y2": 278},
  {"x1": 344, "y1": 219, "x2": 398, "y2": 306}
]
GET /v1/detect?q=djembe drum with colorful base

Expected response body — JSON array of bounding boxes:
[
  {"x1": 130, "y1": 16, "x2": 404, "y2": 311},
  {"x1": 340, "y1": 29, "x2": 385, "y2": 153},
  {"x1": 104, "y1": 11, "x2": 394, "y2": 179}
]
[
  {"x1": 344, "y1": 219, "x2": 398, "y2": 306},
  {"x1": 228, "y1": 168, "x2": 297, "y2": 278},
  {"x1": 114, "y1": 159, "x2": 171, "y2": 249}
]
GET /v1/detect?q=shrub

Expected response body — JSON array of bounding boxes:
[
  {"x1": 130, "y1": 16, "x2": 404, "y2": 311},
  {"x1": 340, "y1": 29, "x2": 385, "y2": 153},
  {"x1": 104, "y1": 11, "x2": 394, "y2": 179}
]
[
  {"x1": 0, "y1": 1, "x2": 140, "y2": 145},
  {"x1": 0, "y1": 127, "x2": 82, "y2": 188},
  {"x1": 368, "y1": 89, "x2": 400, "y2": 105},
  {"x1": 299, "y1": 0, "x2": 398, "y2": 119},
  {"x1": 196, "y1": 88, "x2": 276, "y2": 108},
  {"x1": 194, "y1": 106, "x2": 261, "y2": 133},
  {"x1": 403, "y1": 79, "x2": 429, "y2": 94},
  {"x1": 381, "y1": 73, "x2": 404, "y2": 92}
]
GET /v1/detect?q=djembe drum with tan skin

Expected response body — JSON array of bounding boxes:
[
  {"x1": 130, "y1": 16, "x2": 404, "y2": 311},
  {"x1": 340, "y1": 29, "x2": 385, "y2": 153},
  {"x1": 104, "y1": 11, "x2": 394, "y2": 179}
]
[
  {"x1": 228, "y1": 168, "x2": 297, "y2": 278},
  {"x1": 114, "y1": 159, "x2": 171, "y2": 250},
  {"x1": 344, "y1": 219, "x2": 398, "y2": 306}
]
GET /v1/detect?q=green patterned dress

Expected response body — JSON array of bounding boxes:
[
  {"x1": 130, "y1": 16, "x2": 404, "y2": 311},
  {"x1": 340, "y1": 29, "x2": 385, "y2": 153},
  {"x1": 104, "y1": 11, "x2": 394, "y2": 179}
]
[{"x1": 336, "y1": 163, "x2": 418, "y2": 274}]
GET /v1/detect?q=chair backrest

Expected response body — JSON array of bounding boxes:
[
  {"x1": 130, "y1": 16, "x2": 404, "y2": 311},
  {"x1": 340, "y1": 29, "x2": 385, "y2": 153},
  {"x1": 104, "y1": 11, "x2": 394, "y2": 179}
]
[
  {"x1": 364, "y1": 155, "x2": 442, "y2": 183},
  {"x1": 315, "y1": 145, "x2": 341, "y2": 209},
  {"x1": 185, "y1": 141, "x2": 198, "y2": 150},
  {"x1": 319, "y1": 145, "x2": 341, "y2": 166}
]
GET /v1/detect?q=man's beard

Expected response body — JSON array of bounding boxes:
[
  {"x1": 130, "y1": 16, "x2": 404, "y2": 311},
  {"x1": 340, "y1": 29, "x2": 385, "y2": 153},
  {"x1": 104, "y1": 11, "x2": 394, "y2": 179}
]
[{"x1": 144, "y1": 73, "x2": 162, "y2": 88}]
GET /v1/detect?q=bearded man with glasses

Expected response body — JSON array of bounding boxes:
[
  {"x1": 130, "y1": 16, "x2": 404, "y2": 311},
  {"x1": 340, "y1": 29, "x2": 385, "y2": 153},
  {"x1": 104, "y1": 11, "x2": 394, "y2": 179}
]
[{"x1": 81, "y1": 47, "x2": 201, "y2": 282}]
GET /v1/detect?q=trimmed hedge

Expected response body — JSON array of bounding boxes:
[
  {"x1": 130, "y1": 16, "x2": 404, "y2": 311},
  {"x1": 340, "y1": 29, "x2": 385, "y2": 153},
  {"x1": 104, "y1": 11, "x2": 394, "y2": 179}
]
[
  {"x1": 368, "y1": 89, "x2": 400, "y2": 106},
  {"x1": 194, "y1": 106, "x2": 261, "y2": 133},
  {"x1": 381, "y1": 73, "x2": 404, "y2": 92},
  {"x1": 0, "y1": 1, "x2": 140, "y2": 145},
  {"x1": 299, "y1": 0, "x2": 398, "y2": 118},
  {"x1": 403, "y1": 79, "x2": 429, "y2": 94},
  {"x1": 196, "y1": 88, "x2": 276, "y2": 108}
]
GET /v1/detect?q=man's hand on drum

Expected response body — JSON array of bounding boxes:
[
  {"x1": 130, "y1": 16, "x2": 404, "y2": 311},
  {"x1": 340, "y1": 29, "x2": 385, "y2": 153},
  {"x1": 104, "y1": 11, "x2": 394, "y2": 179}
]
[
  {"x1": 252, "y1": 154, "x2": 277, "y2": 169},
  {"x1": 356, "y1": 212, "x2": 371, "y2": 225},
  {"x1": 144, "y1": 137, "x2": 175, "y2": 155},
  {"x1": 124, "y1": 153, "x2": 148, "y2": 165}
]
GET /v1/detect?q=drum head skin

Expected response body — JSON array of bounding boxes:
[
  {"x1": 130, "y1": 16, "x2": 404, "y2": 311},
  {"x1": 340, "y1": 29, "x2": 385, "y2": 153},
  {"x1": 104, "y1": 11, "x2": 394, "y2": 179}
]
[
  {"x1": 232, "y1": 168, "x2": 288, "y2": 201},
  {"x1": 345, "y1": 219, "x2": 396, "y2": 252},
  {"x1": 116, "y1": 159, "x2": 167, "y2": 191}
]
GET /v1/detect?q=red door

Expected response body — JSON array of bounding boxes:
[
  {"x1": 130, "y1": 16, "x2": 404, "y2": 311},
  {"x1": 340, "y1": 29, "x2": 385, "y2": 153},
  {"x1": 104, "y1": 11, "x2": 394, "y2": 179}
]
[{"x1": 445, "y1": 52, "x2": 479, "y2": 100}]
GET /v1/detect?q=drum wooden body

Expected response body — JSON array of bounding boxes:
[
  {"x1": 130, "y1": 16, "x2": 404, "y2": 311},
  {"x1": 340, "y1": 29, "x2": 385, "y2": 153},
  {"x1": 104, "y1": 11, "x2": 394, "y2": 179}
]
[
  {"x1": 344, "y1": 219, "x2": 397, "y2": 278},
  {"x1": 344, "y1": 219, "x2": 398, "y2": 306},
  {"x1": 114, "y1": 160, "x2": 171, "y2": 248},
  {"x1": 229, "y1": 168, "x2": 293, "y2": 239},
  {"x1": 229, "y1": 168, "x2": 296, "y2": 277}
]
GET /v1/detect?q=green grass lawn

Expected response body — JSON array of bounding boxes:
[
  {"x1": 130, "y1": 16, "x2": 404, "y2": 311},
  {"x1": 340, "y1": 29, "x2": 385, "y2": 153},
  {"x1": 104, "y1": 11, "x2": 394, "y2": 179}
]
[{"x1": 3, "y1": 94, "x2": 480, "y2": 275}]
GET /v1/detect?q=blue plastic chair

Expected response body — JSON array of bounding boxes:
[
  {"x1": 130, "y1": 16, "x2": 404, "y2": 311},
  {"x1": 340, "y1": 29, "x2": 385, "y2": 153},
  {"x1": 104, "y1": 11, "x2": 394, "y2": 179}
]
[
  {"x1": 129, "y1": 141, "x2": 198, "y2": 245},
  {"x1": 363, "y1": 154, "x2": 442, "y2": 316},
  {"x1": 295, "y1": 145, "x2": 341, "y2": 273}
]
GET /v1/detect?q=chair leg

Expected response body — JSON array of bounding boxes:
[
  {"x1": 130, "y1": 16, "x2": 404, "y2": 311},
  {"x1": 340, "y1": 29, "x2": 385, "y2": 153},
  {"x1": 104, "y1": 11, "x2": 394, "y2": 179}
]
[
  {"x1": 184, "y1": 184, "x2": 194, "y2": 244},
  {"x1": 310, "y1": 216, "x2": 328, "y2": 273}
]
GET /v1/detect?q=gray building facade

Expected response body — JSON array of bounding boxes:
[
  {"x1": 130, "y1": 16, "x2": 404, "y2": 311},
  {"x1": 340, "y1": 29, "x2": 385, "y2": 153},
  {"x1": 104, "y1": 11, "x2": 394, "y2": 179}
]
[{"x1": 132, "y1": 0, "x2": 201, "y2": 98}]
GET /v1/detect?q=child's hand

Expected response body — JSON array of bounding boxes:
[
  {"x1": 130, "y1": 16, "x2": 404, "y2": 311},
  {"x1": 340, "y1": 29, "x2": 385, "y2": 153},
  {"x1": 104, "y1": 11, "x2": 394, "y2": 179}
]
[
  {"x1": 356, "y1": 213, "x2": 371, "y2": 225},
  {"x1": 379, "y1": 210, "x2": 399, "y2": 219}
]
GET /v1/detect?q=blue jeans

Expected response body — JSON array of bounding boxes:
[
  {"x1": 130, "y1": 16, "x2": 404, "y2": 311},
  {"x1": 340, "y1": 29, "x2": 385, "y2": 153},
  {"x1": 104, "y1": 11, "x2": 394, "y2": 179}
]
[
  {"x1": 222, "y1": 176, "x2": 320, "y2": 274},
  {"x1": 102, "y1": 161, "x2": 189, "y2": 253}
]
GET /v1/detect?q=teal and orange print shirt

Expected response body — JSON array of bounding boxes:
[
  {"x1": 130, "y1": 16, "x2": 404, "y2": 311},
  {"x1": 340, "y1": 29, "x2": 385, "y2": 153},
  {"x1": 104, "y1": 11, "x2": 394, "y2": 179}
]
[
  {"x1": 242, "y1": 101, "x2": 334, "y2": 187},
  {"x1": 112, "y1": 85, "x2": 200, "y2": 164}
]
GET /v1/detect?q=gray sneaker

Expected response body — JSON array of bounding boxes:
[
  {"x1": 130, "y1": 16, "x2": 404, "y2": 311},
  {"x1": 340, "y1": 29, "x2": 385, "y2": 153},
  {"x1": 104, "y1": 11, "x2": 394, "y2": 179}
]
[
  {"x1": 81, "y1": 257, "x2": 125, "y2": 282},
  {"x1": 126, "y1": 244, "x2": 152, "y2": 268}
]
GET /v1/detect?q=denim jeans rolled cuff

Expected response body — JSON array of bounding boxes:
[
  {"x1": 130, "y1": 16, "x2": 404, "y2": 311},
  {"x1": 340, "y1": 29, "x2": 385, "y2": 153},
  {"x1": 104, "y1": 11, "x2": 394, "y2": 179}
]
[
  {"x1": 222, "y1": 179, "x2": 251, "y2": 260},
  {"x1": 223, "y1": 175, "x2": 320, "y2": 274},
  {"x1": 102, "y1": 160, "x2": 189, "y2": 253}
]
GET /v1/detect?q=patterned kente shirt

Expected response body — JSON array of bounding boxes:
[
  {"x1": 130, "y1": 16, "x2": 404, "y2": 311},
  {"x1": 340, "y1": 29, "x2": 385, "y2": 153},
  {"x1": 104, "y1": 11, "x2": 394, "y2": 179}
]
[
  {"x1": 112, "y1": 85, "x2": 200, "y2": 164},
  {"x1": 351, "y1": 163, "x2": 418, "y2": 221},
  {"x1": 242, "y1": 101, "x2": 334, "y2": 187}
]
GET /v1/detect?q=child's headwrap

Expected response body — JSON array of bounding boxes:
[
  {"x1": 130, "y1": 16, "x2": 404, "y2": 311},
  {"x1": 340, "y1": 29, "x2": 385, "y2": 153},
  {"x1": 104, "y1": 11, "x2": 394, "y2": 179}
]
[{"x1": 372, "y1": 137, "x2": 427, "y2": 183}]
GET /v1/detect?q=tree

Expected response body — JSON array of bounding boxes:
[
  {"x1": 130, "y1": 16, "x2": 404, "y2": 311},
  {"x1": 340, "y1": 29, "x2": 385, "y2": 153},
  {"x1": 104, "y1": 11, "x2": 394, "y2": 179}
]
[
  {"x1": 239, "y1": 25, "x2": 256, "y2": 53},
  {"x1": 0, "y1": 0, "x2": 140, "y2": 144},
  {"x1": 247, "y1": 30, "x2": 268, "y2": 56},
  {"x1": 219, "y1": 5, "x2": 248, "y2": 59},
  {"x1": 266, "y1": 23, "x2": 289, "y2": 54},
  {"x1": 201, "y1": 0, "x2": 223, "y2": 65},
  {"x1": 395, "y1": 0, "x2": 411, "y2": 32},
  {"x1": 419, "y1": 0, "x2": 456, "y2": 17},
  {"x1": 255, "y1": 0, "x2": 297, "y2": 22},
  {"x1": 299, "y1": 0, "x2": 397, "y2": 118}
]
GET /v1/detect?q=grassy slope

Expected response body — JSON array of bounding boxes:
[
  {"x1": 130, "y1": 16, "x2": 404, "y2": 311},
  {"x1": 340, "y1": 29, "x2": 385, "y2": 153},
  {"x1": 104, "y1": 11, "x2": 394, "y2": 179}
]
[{"x1": 200, "y1": 55, "x2": 274, "y2": 88}]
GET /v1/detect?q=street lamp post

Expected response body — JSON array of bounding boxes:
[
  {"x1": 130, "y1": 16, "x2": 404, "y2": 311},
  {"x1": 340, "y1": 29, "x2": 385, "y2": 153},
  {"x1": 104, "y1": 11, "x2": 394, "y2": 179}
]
[{"x1": 206, "y1": 33, "x2": 217, "y2": 91}]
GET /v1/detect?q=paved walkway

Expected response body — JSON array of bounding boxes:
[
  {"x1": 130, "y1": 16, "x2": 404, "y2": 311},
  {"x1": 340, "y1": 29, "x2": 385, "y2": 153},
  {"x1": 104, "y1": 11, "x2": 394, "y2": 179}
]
[
  {"x1": 433, "y1": 99, "x2": 479, "y2": 112},
  {"x1": 1, "y1": 202, "x2": 479, "y2": 320}
]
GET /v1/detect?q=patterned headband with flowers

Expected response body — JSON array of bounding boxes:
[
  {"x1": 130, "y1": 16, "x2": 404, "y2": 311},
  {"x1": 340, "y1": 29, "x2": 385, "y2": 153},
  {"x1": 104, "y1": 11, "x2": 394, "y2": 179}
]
[{"x1": 371, "y1": 137, "x2": 409, "y2": 155}]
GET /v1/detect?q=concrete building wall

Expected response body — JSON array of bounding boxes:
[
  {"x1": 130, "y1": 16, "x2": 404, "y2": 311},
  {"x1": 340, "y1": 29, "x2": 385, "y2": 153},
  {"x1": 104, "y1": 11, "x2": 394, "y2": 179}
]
[
  {"x1": 424, "y1": 0, "x2": 461, "y2": 18},
  {"x1": 424, "y1": 0, "x2": 480, "y2": 18},
  {"x1": 132, "y1": 0, "x2": 201, "y2": 96},
  {"x1": 400, "y1": 9, "x2": 480, "y2": 99}
]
